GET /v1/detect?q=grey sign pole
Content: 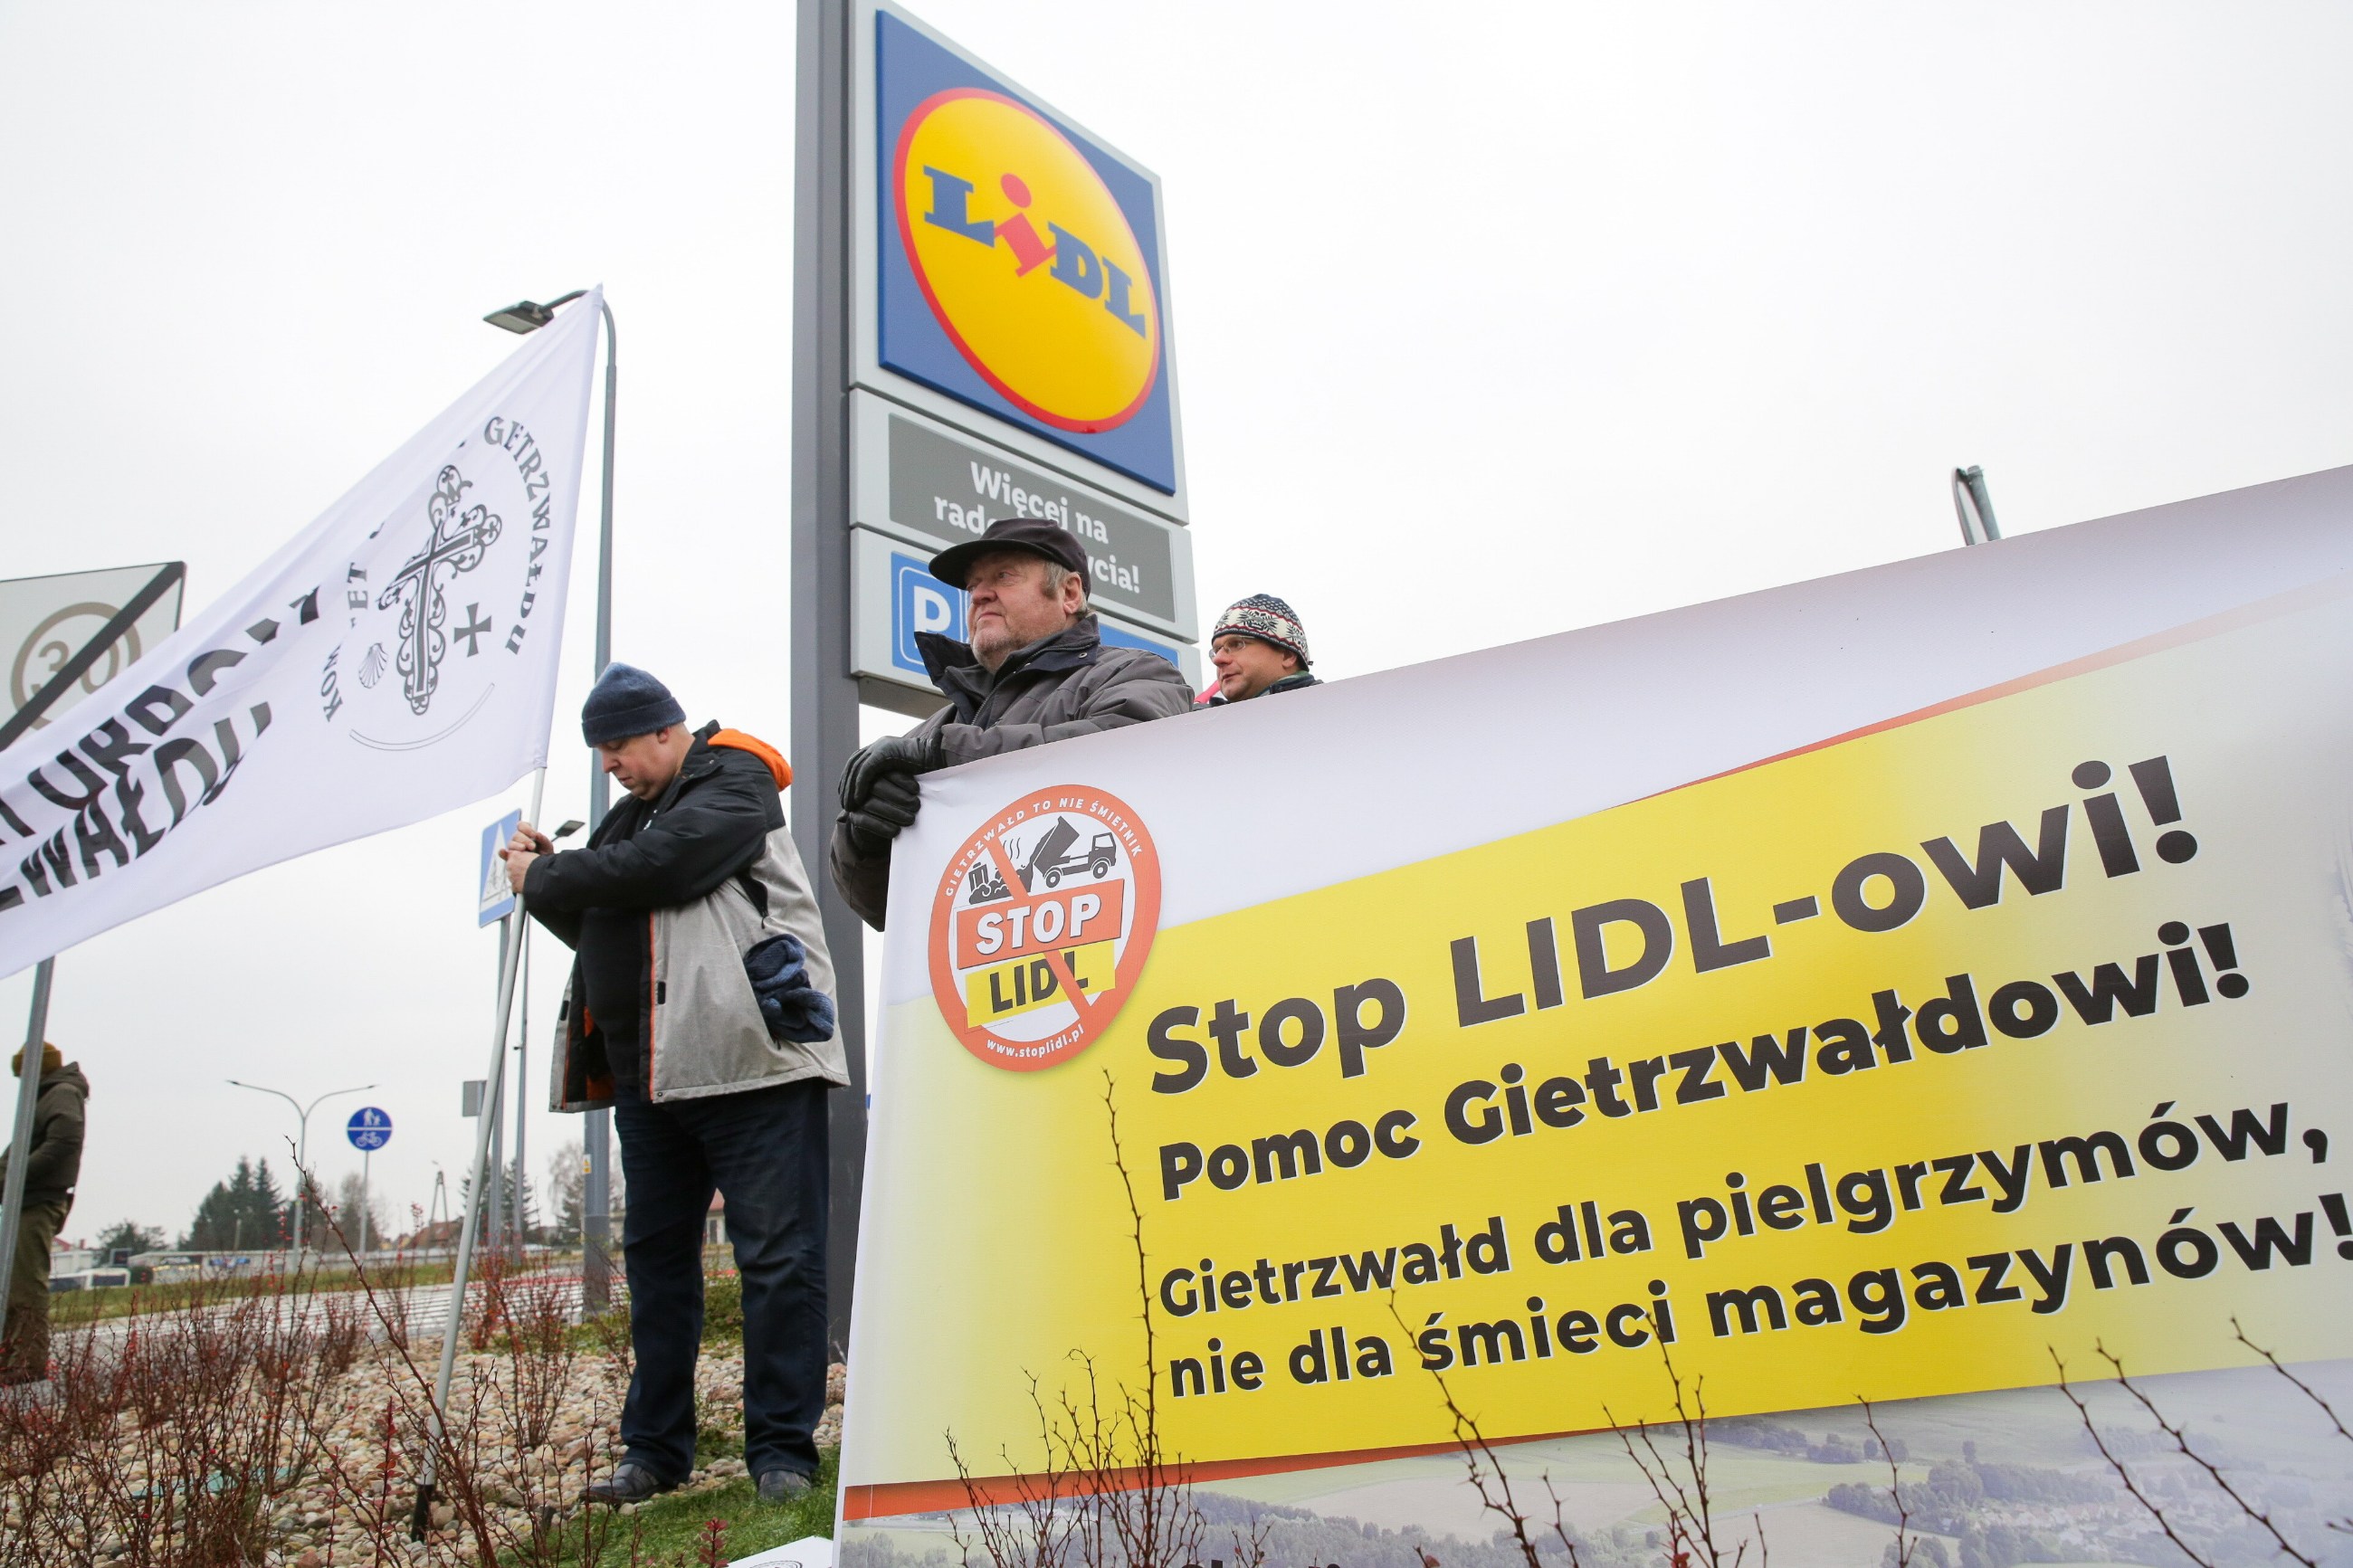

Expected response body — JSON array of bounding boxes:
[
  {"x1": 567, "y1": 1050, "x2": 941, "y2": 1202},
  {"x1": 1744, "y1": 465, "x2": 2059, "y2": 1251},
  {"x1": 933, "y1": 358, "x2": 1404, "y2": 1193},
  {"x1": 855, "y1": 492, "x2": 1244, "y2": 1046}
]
[{"x1": 794, "y1": 0, "x2": 869, "y2": 1354}]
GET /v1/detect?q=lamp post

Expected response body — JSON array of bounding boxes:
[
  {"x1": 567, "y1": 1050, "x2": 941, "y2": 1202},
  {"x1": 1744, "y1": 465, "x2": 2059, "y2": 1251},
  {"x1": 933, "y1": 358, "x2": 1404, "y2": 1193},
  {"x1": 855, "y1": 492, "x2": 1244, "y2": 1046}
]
[
  {"x1": 484, "y1": 290, "x2": 617, "y2": 1310},
  {"x1": 225, "y1": 1079, "x2": 376, "y2": 1267}
]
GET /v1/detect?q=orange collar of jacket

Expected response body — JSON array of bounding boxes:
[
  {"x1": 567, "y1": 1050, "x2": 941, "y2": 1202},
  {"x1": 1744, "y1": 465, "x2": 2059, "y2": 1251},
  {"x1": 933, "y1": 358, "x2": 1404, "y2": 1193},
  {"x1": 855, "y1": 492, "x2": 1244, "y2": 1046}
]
[{"x1": 709, "y1": 727, "x2": 792, "y2": 789}]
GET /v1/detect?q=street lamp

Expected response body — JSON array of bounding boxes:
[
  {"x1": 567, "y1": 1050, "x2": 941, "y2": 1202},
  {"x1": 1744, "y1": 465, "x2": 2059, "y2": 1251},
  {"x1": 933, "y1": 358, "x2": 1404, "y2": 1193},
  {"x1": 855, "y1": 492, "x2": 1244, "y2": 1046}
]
[
  {"x1": 484, "y1": 290, "x2": 619, "y2": 1311},
  {"x1": 226, "y1": 1079, "x2": 376, "y2": 1268}
]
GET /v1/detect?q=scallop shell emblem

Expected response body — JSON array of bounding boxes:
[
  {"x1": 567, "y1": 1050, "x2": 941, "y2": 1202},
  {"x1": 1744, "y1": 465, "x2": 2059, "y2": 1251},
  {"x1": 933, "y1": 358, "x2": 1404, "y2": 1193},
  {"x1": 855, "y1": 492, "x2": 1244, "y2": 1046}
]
[{"x1": 357, "y1": 642, "x2": 388, "y2": 690}]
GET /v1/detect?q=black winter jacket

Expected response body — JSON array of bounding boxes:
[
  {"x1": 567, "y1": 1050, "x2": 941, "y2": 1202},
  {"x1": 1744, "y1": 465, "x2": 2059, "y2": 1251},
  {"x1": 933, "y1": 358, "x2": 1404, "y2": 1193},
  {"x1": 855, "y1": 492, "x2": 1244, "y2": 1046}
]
[{"x1": 525, "y1": 723, "x2": 784, "y2": 1091}]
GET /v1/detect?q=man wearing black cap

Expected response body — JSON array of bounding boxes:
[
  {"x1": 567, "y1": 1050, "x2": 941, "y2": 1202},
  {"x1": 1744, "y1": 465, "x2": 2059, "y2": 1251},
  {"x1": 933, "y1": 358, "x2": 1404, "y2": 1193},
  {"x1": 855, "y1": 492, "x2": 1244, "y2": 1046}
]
[
  {"x1": 502, "y1": 663, "x2": 847, "y2": 1507},
  {"x1": 831, "y1": 517, "x2": 1193, "y2": 928}
]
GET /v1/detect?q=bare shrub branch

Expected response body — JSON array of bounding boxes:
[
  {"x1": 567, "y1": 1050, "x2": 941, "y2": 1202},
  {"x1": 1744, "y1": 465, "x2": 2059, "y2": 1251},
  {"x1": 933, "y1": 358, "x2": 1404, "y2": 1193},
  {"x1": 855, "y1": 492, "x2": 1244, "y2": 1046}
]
[
  {"x1": 2052, "y1": 1347, "x2": 2221, "y2": 1568},
  {"x1": 1856, "y1": 1398, "x2": 1907, "y2": 1568}
]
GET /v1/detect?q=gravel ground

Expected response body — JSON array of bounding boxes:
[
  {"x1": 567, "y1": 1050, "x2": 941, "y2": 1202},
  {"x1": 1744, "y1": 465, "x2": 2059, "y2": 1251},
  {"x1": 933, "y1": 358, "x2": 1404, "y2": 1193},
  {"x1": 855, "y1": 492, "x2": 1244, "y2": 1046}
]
[{"x1": 46, "y1": 1335, "x2": 843, "y2": 1565}]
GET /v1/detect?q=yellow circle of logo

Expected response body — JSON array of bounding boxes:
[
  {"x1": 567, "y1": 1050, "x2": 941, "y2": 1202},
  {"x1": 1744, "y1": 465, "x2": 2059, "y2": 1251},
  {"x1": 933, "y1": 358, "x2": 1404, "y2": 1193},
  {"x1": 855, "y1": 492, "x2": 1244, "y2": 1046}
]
[{"x1": 893, "y1": 90, "x2": 1161, "y2": 433}]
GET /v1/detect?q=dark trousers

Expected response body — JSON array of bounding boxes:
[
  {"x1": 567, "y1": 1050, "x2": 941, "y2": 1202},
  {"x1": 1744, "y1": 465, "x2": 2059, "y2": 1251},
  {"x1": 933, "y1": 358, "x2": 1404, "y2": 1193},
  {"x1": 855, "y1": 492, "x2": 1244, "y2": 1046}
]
[
  {"x1": 1, "y1": 1197, "x2": 66, "y2": 1384},
  {"x1": 614, "y1": 1078, "x2": 829, "y2": 1480}
]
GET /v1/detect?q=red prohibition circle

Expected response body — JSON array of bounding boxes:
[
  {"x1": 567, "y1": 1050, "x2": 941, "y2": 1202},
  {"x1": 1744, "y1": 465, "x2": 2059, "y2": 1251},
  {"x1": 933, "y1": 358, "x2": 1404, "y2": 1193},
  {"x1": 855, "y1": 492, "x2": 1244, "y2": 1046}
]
[{"x1": 928, "y1": 784, "x2": 1162, "y2": 1071}]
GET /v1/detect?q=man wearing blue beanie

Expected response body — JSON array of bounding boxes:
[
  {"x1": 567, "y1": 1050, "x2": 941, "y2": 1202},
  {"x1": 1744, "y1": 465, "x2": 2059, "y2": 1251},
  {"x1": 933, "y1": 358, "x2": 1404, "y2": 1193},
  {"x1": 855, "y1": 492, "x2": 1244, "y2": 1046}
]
[{"x1": 501, "y1": 662, "x2": 847, "y2": 1507}]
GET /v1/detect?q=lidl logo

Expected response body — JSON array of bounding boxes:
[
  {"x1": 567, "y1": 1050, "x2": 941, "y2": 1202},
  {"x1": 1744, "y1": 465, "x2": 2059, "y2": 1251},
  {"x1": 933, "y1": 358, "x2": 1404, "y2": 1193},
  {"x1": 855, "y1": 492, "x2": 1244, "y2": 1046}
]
[
  {"x1": 929, "y1": 784, "x2": 1160, "y2": 1070},
  {"x1": 875, "y1": 11, "x2": 1178, "y2": 494},
  {"x1": 896, "y1": 90, "x2": 1160, "y2": 434}
]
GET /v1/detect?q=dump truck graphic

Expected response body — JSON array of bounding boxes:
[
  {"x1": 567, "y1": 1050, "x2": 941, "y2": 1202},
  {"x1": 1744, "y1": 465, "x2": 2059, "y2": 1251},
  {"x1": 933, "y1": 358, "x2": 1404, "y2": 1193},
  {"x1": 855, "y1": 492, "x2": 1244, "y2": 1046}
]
[{"x1": 965, "y1": 815, "x2": 1119, "y2": 904}]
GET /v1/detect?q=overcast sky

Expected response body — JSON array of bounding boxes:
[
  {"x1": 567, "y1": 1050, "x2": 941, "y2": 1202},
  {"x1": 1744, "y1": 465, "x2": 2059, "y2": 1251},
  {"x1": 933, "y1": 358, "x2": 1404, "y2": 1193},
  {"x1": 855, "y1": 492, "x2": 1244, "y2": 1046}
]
[{"x1": 3, "y1": 3, "x2": 2349, "y2": 1244}]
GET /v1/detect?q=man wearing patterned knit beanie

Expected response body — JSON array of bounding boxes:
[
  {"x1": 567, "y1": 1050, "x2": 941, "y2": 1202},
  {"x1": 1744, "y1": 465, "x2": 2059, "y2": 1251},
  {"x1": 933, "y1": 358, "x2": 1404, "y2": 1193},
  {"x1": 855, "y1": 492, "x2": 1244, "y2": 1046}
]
[{"x1": 1204, "y1": 594, "x2": 1319, "y2": 706}]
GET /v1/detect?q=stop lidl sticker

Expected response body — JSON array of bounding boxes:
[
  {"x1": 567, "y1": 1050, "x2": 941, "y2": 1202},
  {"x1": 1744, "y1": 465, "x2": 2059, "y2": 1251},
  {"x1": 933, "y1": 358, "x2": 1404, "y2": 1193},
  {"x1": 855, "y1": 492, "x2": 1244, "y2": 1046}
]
[{"x1": 929, "y1": 785, "x2": 1160, "y2": 1070}]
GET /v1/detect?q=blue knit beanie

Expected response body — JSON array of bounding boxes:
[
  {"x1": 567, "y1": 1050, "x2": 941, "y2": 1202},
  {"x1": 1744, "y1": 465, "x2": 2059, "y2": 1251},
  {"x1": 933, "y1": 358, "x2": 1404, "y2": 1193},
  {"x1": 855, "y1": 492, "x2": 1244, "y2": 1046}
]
[{"x1": 581, "y1": 662, "x2": 686, "y2": 745}]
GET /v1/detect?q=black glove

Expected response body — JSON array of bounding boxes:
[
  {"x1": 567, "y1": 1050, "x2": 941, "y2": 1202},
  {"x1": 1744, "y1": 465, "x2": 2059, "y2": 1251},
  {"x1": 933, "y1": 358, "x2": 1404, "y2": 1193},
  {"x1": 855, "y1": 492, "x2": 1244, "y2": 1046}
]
[
  {"x1": 841, "y1": 773, "x2": 923, "y2": 855},
  {"x1": 839, "y1": 731, "x2": 945, "y2": 812}
]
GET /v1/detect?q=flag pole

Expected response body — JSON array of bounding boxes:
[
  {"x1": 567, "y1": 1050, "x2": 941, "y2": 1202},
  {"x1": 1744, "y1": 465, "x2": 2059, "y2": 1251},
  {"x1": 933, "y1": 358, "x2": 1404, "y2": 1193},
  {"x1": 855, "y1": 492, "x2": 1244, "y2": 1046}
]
[{"x1": 413, "y1": 766, "x2": 544, "y2": 1538}]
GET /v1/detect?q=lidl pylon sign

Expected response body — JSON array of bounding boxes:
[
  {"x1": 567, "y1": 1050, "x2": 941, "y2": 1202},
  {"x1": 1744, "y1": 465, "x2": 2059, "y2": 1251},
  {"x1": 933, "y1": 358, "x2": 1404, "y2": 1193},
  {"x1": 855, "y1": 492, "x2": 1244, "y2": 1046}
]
[{"x1": 873, "y1": 9, "x2": 1180, "y2": 496}]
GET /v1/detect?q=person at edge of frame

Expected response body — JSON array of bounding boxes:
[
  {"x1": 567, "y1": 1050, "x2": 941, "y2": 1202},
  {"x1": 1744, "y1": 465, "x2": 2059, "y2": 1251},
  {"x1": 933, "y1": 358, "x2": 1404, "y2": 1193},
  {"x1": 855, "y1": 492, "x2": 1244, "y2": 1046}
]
[
  {"x1": 829, "y1": 514, "x2": 1194, "y2": 929},
  {"x1": 0, "y1": 1041, "x2": 86, "y2": 1388},
  {"x1": 1197, "y1": 593, "x2": 1319, "y2": 707},
  {"x1": 501, "y1": 664, "x2": 846, "y2": 1507}
]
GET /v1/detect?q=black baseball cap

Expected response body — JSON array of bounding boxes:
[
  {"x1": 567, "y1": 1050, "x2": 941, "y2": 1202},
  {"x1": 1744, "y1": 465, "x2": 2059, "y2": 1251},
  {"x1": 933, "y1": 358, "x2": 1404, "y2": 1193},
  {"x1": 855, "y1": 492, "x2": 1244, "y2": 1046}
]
[{"x1": 929, "y1": 516, "x2": 1091, "y2": 591}]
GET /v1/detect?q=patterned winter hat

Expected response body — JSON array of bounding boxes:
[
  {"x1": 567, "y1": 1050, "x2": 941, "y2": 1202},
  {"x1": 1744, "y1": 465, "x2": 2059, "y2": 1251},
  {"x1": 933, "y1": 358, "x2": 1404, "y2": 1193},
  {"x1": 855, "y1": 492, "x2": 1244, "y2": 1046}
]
[{"x1": 1212, "y1": 594, "x2": 1310, "y2": 668}]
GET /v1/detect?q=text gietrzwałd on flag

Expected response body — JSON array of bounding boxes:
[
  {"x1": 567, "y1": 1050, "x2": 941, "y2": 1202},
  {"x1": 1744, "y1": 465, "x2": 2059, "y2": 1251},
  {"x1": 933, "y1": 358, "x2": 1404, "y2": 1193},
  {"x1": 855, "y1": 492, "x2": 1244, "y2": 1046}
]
[{"x1": 0, "y1": 292, "x2": 602, "y2": 979}]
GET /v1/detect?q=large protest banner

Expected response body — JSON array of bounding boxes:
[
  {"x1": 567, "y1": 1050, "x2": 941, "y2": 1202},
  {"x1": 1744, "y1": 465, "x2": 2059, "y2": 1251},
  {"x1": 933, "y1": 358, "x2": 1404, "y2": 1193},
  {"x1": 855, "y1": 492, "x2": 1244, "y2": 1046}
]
[{"x1": 841, "y1": 469, "x2": 2353, "y2": 1564}]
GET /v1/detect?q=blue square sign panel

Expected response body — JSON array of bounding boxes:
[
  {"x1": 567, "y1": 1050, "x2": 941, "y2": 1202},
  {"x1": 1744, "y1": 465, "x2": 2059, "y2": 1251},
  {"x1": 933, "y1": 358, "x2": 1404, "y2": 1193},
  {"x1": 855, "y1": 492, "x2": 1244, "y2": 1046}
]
[
  {"x1": 891, "y1": 549, "x2": 965, "y2": 676},
  {"x1": 874, "y1": 10, "x2": 1179, "y2": 494}
]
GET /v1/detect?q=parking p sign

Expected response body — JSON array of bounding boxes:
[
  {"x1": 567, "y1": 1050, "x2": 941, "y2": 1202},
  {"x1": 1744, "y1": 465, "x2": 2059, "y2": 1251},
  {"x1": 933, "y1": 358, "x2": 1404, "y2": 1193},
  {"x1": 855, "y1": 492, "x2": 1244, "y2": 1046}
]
[{"x1": 891, "y1": 548, "x2": 964, "y2": 675}]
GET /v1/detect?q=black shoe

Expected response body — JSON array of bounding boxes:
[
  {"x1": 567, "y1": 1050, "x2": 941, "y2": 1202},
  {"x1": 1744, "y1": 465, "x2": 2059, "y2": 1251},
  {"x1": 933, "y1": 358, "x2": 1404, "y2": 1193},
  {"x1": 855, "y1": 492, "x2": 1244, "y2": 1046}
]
[
  {"x1": 585, "y1": 1461, "x2": 672, "y2": 1506},
  {"x1": 757, "y1": 1468, "x2": 814, "y2": 1503}
]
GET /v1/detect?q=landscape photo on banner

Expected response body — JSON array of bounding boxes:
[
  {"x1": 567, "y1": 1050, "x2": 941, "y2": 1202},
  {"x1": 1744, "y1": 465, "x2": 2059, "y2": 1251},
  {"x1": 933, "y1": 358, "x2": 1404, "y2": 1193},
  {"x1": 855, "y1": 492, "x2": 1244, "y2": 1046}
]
[
  {"x1": 840, "y1": 468, "x2": 2353, "y2": 1566},
  {"x1": 0, "y1": 292, "x2": 601, "y2": 982}
]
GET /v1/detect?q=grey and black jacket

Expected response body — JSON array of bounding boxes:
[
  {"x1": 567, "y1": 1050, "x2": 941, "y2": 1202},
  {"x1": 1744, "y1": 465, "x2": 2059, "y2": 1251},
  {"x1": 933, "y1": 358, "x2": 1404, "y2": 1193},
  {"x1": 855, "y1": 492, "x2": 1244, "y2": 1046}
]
[
  {"x1": 829, "y1": 613, "x2": 1194, "y2": 928},
  {"x1": 529, "y1": 724, "x2": 848, "y2": 1109}
]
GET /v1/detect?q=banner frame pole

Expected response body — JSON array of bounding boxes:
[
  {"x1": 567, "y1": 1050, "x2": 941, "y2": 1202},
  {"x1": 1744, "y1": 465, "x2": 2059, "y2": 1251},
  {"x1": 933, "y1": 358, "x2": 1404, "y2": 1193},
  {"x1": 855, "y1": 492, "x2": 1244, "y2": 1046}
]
[
  {"x1": 0, "y1": 956, "x2": 57, "y2": 1365},
  {"x1": 413, "y1": 766, "x2": 544, "y2": 1537}
]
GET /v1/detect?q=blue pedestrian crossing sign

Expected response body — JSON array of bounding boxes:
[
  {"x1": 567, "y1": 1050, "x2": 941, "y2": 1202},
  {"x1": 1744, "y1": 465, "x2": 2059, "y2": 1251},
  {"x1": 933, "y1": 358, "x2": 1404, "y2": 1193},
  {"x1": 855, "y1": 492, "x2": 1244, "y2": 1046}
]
[
  {"x1": 478, "y1": 809, "x2": 522, "y2": 927},
  {"x1": 347, "y1": 1107, "x2": 393, "y2": 1151}
]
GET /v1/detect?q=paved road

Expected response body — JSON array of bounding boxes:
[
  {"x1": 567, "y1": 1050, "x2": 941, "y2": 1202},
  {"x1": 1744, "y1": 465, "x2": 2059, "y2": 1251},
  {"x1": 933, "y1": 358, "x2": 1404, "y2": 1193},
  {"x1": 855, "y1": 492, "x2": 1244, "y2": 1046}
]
[{"x1": 59, "y1": 1267, "x2": 626, "y2": 1354}]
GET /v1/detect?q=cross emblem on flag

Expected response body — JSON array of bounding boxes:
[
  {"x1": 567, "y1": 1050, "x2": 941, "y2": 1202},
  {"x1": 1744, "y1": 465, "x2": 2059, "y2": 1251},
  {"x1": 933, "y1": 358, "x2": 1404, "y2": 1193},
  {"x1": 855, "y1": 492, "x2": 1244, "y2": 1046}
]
[{"x1": 376, "y1": 465, "x2": 502, "y2": 716}]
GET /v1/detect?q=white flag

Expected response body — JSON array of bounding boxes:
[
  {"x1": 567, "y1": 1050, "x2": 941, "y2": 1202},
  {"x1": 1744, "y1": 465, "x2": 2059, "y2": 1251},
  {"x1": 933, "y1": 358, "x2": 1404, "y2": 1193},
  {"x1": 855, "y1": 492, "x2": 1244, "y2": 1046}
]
[{"x1": 0, "y1": 291, "x2": 602, "y2": 980}]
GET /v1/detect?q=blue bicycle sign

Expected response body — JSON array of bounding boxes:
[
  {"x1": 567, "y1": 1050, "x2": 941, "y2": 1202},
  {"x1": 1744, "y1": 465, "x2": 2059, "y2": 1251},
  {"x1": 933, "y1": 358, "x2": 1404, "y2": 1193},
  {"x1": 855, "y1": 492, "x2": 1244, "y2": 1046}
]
[{"x1": 346, "y1": 1107, "x2": 394, "y2": 1151}]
